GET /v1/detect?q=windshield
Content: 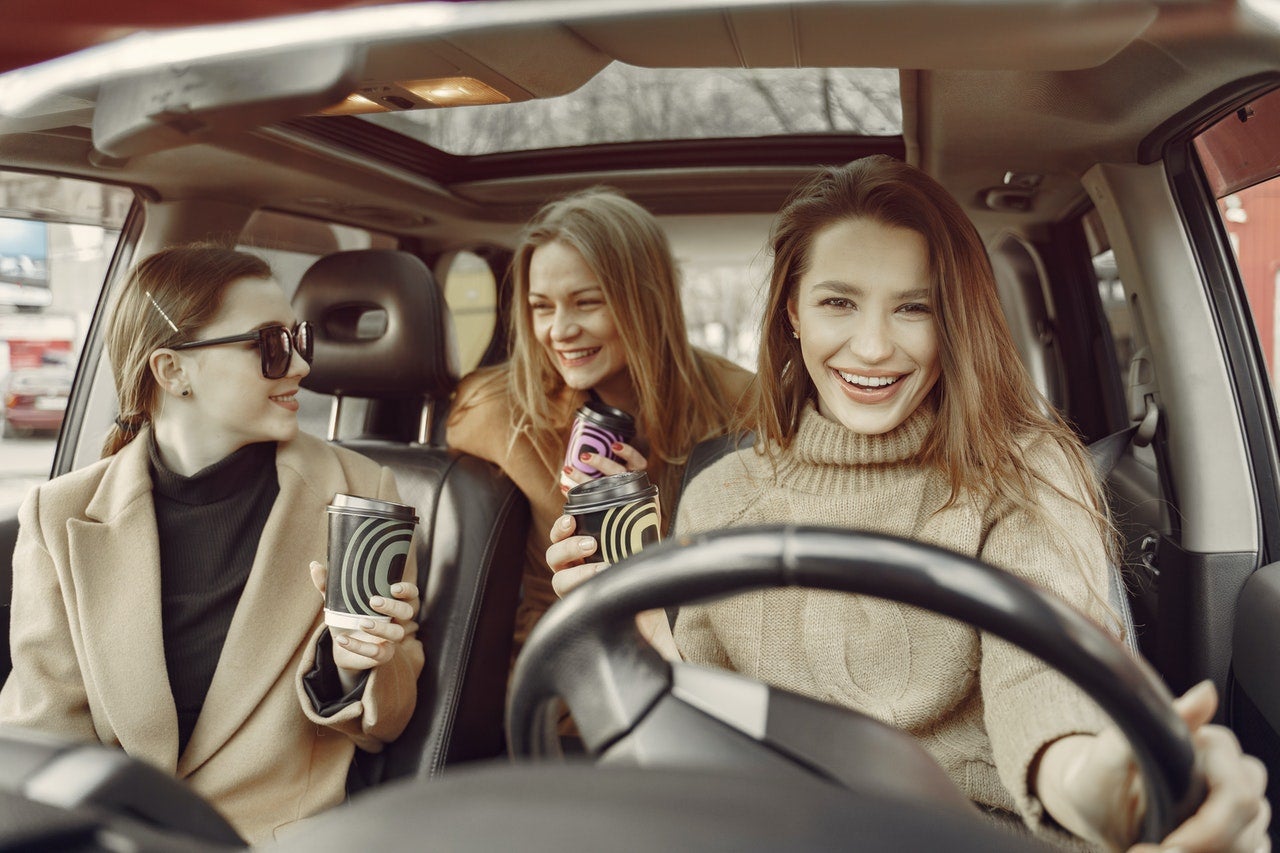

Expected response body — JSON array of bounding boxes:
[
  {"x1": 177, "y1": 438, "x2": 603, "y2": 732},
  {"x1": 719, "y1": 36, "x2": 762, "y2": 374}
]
[{"x1": 361, "y1": 64, "x2": 901, "y2": 156}]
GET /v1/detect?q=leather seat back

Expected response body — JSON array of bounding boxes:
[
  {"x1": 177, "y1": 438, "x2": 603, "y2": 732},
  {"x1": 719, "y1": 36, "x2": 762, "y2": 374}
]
[{"x1": 294, "y1": 249, "x2": 529, "y2": 779}]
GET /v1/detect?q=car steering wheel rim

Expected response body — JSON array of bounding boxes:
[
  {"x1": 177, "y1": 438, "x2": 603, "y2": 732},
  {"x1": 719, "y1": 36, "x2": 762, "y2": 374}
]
[{"x1": 508, "y1": 525, "x2": 1205, "y2": 844}]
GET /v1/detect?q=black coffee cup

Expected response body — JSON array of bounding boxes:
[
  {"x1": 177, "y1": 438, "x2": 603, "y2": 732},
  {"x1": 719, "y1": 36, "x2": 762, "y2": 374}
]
[
  {"x1": 561, "y1": 400, "x2": 636, "y2": 491},
  {"x1": 325, "y1": 494, "x2": 419, "y2": 631},
  {"x1": 563, "y1": 471, "x2": 660, "y2": 565}
]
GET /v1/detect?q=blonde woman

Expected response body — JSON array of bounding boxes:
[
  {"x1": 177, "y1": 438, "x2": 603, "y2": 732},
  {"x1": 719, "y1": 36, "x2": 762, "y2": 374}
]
[
  {"x1": 448, "y1": 188, "x2": 752, "y2": 648},
  {"x1": 548, "y1": 158, "x2": 1268, "y2": 850},
  {"x1": 0, "y1": 246, "x2": 423, "y2": 843}
]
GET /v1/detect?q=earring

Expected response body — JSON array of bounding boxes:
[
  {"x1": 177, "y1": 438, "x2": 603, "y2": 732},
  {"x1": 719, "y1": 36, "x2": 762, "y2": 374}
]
[
  {"x1": 181, "y1": 389, "x2": 190, "y2": 397},
  {"x1": 791, "y1": 329, "x2": 800, "y2": 340}
]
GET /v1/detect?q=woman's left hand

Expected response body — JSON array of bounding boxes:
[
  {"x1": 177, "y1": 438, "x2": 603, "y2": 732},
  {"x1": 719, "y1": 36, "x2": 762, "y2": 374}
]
[
  {"x1": 1037, "y1": 680, "x2": 1269, "y2": 852},
  {"x1": 561, "y1": 440, "x2": 648, "y2": 495},
  {"x1": 308, "y1": 561, "x2": 420, "y2": 673}
]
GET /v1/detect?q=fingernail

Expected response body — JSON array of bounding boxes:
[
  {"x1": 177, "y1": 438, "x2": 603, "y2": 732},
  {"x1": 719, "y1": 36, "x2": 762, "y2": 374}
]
[
  {"x1": 360, "y1": 619, "x2": 375, "y2": 629},
  {"x1": 563, "y1": 465, "x2": 573, "y2": 474},
  {"x1": 611, "y1": 442, "x2": 623, "y2": 452},
  {"x1": 370, "y1": 596, "x2": 385, "y2": 606},
  {"x1": 559, "y1": 516, "x2": 572, "y2": 529},
  {"x1": 594, "y1": 564, "x2": 607, "y2": 574},
  {"x1": 579, "y1": 451, "x2": 591, "y2": 462},
  {"x1": 579, "y1": 538, "x2": 595, "y2": 552},
  {"x1": 391, "y1": 583, "x2": 403, "y2": 594},
  {"x1": 336, "y1": 635, "x2": 349, "y2": 646}
]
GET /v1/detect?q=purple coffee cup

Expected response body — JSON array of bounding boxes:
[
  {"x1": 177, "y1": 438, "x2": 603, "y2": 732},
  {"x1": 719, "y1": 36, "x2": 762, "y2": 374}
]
[
  {"x1": 560, "y1": 399, "x2": 636, "y2": 491},
  {"x1": 324, "y1": 494, "x2": 419, "y2": 631}
]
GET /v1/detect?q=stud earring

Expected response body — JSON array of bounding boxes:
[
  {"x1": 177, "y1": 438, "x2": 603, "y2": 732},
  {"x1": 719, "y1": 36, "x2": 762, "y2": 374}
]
[
  {"x1": 181, "y1": 389, "x2": 190, "y2": 397},
  {"x1": 791, "y1": 329, "x2": 800, "y2": 340}
]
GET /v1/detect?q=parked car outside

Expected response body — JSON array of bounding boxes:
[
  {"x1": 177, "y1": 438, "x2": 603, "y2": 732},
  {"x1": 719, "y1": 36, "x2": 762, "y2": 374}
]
[{"x1": 1, "y1": 364, "x2": 70, "y2": 437}]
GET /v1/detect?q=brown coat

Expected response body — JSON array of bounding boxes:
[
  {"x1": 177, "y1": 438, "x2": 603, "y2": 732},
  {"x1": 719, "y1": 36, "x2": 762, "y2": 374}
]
[{"x1": 0, "y1": 429, "x2": 424, "y2": 843}]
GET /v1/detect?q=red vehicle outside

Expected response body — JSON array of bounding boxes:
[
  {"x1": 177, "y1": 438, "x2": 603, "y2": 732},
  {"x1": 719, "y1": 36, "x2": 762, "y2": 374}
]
[{"x1": 2, "y1": 363, "x2": 70, "y2": 437}]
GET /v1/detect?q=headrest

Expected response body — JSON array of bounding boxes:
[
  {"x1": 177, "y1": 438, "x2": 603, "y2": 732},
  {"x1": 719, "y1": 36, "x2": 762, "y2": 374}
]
[{"x1": 293, "y1": 249, "x2": 459, "y2": 400}]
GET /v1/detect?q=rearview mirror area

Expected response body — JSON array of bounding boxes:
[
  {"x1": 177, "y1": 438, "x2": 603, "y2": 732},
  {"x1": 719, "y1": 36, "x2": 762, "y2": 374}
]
[{"x1": 92, "y1": 44, "x2": 363, "y2": 158}]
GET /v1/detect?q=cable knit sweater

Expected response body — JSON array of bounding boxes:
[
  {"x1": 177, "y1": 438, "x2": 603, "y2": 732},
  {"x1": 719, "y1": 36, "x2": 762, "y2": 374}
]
[{"x1": 672, "y1": 402, "x2": 1111, "y2": 836}]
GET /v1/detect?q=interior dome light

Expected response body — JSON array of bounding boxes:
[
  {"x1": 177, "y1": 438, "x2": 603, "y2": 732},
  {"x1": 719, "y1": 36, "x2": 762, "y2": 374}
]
[{"x1": 401, "y1": 77, "x2": 510, "y2": 107}]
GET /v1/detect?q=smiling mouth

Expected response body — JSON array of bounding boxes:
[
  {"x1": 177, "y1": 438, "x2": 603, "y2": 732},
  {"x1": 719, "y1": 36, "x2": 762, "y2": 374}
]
[
  {"x1": 558, "y1": 347, "x2": 601, "y2": 364},
  {"x1": 270, "y1": 392, "x2": 298, "y2": 403},
  {"x1": 836, "y1": 370, "x2": 903, "y2": 388}
]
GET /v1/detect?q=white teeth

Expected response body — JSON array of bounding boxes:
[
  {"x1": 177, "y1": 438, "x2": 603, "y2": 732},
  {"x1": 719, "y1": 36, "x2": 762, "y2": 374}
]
[
  {"x1": 838, "y1": 370, "x2": 899, "y2": 388},
  {"x1": 561, "y1": 349, "x2": 598, "y2": 360}
]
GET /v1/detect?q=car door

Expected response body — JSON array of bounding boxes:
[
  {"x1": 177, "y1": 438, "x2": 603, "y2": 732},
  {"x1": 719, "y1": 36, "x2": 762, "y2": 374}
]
[
  {"x1": 0, "y1": 172, "x2": 137, "y2": 685},
  {"x1": 1165, "y1": 82, "x2": 1280, "y2": 807}
]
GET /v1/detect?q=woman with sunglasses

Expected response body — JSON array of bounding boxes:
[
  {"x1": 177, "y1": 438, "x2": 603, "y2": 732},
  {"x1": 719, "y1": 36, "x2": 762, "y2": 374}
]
[{"x1": 0, "y1": 245, "x2": 423, "y2": 844}]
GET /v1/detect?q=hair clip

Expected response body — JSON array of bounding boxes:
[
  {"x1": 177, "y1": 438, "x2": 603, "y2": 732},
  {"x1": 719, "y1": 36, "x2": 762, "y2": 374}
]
[{"x1": 145, "y1": 290, "x2": 180, "y2": 334}]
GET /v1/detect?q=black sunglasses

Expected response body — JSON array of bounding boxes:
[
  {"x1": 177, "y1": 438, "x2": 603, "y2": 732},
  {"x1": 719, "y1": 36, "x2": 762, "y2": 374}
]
[{"x1": 171, "y1": 321, "x2": 314, "y2": 380}]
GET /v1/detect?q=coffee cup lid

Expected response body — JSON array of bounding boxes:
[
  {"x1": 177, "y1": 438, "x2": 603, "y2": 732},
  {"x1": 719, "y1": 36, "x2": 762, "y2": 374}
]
[
  {"x1": 563, "y1": 471, "x2": 658, "y2": 514},
  {"x1": 575, "y1": 399, "x2": 635, "y2": 435},
  {"x1": 328, "y1": 493, "x2": 419, "y2": 523}
]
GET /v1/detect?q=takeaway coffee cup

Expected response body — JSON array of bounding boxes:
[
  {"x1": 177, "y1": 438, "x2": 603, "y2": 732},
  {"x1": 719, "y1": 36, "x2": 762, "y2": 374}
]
[
  {"x1": 560, "y1": 400, "x2": 636, "y2": 492},
  {"x1": 325, "y1": 494, "x2": 419, "y2": 631},
  {"x1": 563, "y1": 471, "x2": 661, "y2": 565}
]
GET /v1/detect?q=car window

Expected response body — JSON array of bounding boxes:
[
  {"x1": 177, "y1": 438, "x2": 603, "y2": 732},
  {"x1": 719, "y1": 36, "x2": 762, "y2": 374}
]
[
  {"x1": 0, "y1": 172, "x2": 132, "y2": 510},
  {"x1": 1193, "y1": 87, "x2": 1280, "y2": 397},
  {"x1": 237, "y1": 210, "x2": 395, "y2": 439},
  {"x1": 440, "y1": 250, "x2": 496, "y2": 375},
  {"x1": 669, "y1": 215, "x2": 771, "y2": 372}
]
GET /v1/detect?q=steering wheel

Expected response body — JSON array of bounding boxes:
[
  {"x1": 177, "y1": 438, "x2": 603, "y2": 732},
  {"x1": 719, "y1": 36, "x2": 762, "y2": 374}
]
[{"x1": 507, "y1": 525, "x2": 1205, "y2": 844}]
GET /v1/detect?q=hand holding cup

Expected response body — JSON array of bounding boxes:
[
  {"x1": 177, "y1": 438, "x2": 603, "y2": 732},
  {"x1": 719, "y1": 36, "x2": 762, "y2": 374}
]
[
  {"x1": 316, "y1": 494, "x2": 421, "y2": 677},
  {"x1": 309, "y1": 563, "x2": 419, "y2": 671},
  {"x1": 546, "y1": 513, "x2": 604, "y2": 598},
  {"x1": 549, "y1": 470, "x2": 661, "y2": 599},
  {"x1": 559, "y1": 400, "x2": 643, "y2": 494},
  {"x1": 546, "y1": 510, "x2": 680, "y2": 660},
  {"x1": 561, "y1": 440, "x2": 648, "y2": 494}
]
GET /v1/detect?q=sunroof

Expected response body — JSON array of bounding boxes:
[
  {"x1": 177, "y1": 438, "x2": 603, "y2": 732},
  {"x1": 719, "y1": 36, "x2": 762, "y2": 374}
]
[{"x1": 359, "y1": 64, "x2": 901, "y2": 156}]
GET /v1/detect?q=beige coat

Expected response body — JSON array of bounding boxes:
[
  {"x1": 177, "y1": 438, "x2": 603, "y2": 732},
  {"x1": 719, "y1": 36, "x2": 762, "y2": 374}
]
[{"x1": 0, "y1": 429, "x2": 424, "y2": 843}]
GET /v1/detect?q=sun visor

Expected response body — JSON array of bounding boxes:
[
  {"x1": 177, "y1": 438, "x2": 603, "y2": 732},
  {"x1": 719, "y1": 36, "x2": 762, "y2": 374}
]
[{"x1": 91, "y1": 45, "x2": 362, "y2": 159}]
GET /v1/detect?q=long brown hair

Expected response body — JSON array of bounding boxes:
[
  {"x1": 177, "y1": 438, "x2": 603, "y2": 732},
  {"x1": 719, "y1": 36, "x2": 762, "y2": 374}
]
[
  {"x1": 102, "y1": 245, "x2": 272, "y2": 457},
  {"x1": 755, "y1": 156, "x2": 1117, "y2": 588},
  {"x1": 491, "y1": 187, "x2": 734, "y2": 504}
]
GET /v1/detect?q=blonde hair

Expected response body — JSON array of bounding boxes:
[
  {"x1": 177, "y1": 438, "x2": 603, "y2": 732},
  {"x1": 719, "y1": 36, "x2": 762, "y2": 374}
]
[
  {"x1": 755, "y1": 156, "x2": 1118, "y2": 600},
  {"x1": 491, "y1": 188, "x2": 735, "y2": 507},
  {"x1": 102, "y1": 245, "x2": 272, "y2": 457}
]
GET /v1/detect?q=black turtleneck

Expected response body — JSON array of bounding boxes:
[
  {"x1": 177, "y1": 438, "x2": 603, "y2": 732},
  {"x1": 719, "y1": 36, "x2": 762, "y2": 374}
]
[{"x1": 148, "y1": 435, "x2": 278, "y2": 757}]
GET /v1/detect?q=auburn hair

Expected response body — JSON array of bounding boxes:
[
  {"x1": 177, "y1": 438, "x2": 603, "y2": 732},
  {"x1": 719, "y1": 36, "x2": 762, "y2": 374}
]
[{"x1": 754, "y1": 156, "x2": 1118, "y2": 607}]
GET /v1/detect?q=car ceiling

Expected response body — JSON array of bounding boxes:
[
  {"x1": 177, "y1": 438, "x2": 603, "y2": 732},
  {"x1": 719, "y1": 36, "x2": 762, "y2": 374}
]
[{"x1": 0, "y1": 0, "x2": 1277, "y2": 249}]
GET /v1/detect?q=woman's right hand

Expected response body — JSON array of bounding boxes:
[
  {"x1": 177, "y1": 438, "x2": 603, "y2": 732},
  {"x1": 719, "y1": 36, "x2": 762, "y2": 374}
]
[
  {"x1": 560, "y1": 440, "x2": 648, "y2": 495},
  {"x1": 546, "y1": 513, "x2": 606, "y2": 598}
]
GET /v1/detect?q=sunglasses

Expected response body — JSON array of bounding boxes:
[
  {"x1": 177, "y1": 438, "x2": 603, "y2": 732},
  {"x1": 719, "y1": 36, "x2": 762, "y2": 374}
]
[{"x1": 171, "y1": 321, "x2": 314, "y2": 380}]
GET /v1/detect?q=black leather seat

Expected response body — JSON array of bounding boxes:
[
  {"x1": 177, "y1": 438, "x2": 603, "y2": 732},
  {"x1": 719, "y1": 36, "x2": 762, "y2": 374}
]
[
  {"x1": 293, "y1": 249, "x2": 529, "y2": 780},
  {"x1": 675, "y1": 428, "x2": 1139, "y2": 651}
]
